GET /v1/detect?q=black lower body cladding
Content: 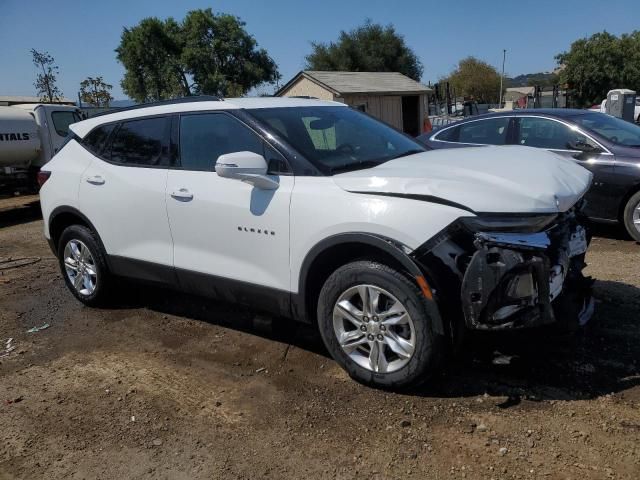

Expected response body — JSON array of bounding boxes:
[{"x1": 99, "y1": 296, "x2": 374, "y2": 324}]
[{"x1": 411, "y1": 206, "x2": 594, "y2": 331}]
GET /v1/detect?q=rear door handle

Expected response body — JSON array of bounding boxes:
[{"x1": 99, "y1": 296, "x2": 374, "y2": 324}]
[
  {"x1": 86, "y1": 175, "x2": 105, "y2": 185},
  {"x1": 170, "y1": 188, "x2": 194, "y2": 201}
]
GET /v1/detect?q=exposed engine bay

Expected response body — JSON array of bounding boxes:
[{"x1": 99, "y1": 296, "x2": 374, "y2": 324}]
[{"x1": 411, "y1": 202, "x2": 594, "y2": 330}]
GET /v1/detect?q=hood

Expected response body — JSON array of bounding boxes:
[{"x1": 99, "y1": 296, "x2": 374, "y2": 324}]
[{"x1": 333, "y1": 146, "x2": 593, "y2": 214}]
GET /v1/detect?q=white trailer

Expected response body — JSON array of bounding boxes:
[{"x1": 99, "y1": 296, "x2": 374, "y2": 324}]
[{"x1": 0, "y1": 103, "x2": 82, "y2": 191}]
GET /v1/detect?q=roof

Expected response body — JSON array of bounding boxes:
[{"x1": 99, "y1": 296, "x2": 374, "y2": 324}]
[
  {"x1": 0, "y1": 95, "x2": 76, "y2": 105},
  {"x1": 12, "y1": 103, "x2": 79, "y2": 112},
  {"x1": 436, "y1": 109, "x2": 599, "y2": 124},
  {"x1": 69, "y1": 96, "x2": 345, "y2": 138},
  {"x1": 276, "y1": 71, "x2": 432, "y2": 96},
  {"x1": 505, "y1": 87, "x2": 535, "y2": 96}
]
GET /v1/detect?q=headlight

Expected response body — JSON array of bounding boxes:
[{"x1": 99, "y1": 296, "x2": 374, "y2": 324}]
[{"x1": 460, "y1": 214, "x2": 558, "y2": 233}]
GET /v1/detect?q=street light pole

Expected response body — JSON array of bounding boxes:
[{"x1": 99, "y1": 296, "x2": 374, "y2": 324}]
[{"x1": 499, "y1": 49, "x2": 506, "y2": 107}]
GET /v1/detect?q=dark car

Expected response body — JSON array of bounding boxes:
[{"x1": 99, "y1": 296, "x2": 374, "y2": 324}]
[{"x1": 418, "y1": 109, "x2": 640, "y2": 241}]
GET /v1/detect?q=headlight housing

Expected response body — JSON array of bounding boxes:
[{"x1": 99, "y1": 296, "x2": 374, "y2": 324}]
[{"x1": 460, "y1": 214, "x2": 558, "y2": 233}]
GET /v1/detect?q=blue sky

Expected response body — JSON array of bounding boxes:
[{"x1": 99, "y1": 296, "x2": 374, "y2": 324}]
[{"x1": 1, "y1": 0, "x2": 638, "y2": 100}]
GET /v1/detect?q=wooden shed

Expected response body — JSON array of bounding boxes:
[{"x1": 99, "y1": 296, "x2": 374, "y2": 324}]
[{"x1": 275, "y1": 71, "x2": 432, "y2": 137}]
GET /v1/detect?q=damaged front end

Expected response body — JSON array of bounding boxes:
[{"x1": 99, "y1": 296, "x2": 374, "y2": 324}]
[{"x1": 411, "y1": 202, "x2": 594, "y2": 331}]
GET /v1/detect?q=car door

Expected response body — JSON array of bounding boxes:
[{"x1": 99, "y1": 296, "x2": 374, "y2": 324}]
[
  {"x1": 166, "y1": 112, "x2": 293, "y2": 308},
  {"x1": 78, "y1": 116, "x2": 175, "y2": 277},
  {"x1": 514, "y1": 116, "x2": 615, "y2": 219}
]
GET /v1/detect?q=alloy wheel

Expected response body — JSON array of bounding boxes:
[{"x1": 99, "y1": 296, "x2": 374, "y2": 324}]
[
  {"x1": 633, "y1": 201, "x2": 640, "y2": 235},
  {"x1": 63, "y1": 239, "x2": 98, "y2": 296},
  {"x1": 332, "y1": 285, "x2": 416, "y2": 373}
]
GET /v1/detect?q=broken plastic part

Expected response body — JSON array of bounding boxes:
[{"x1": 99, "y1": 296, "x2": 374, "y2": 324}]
[
  {"x1": 26, "y1": 323, "x2": 50, "y2": 333},
  {"x1": 415, "y1": 275, "x2": 434, "y2": 300}
]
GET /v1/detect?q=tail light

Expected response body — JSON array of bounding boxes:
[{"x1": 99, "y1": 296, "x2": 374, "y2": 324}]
[{"x1": 37, "y1": 170, "x2": 51, "y2": 188}]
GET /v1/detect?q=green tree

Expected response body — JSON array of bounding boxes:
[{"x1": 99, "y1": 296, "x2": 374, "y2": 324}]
[
  {"x1": 441, "y1": 57, "x2": 502, "y2": 103},
  {"x1": 525, "y1": 73, "x2": 559, "y2": 87},
  {"x1": 79, "y1": 76, "x2": 114, "y2": 107},
  {"x1": 556, "y1": 31, "x2": 640, "y2": 106},
  {"x1": 31, "y1": 48, "x2": 63, "y2": 102},
  {"x1": 556, "y1": 32, "x2": 623, "y2": 106},
  {"x1": 305, "y1": 20, "x2": 423, "y2": 81},
  {"x1": 115, "y1": 9, "x2": 279, "y2": 102}
]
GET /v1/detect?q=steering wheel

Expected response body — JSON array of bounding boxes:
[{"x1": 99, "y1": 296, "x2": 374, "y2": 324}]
[
  {"x1": 610, "y1": 136, "x2": 619, "y2": 144},
  {"x1": 336, "y1": 143, "x2": 357, "y2": 154}
]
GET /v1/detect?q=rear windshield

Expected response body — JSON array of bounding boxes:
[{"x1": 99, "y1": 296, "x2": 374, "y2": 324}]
[
  {"x1": 248, "y1": 106, "x2": 425, "y2": 174},
  {"x1": 570, "y1": 112, "x2": 640, "y2": 147}
]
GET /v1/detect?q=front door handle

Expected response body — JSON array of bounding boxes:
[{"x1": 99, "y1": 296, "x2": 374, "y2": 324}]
[
  {"x1": 86, "y1": 175, "x2": 105, "y2": 185},
  {"x1": 170, "y1": 188, "x2": 194, "y2": 202}
]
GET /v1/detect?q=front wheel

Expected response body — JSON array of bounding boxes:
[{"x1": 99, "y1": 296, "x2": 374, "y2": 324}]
[
  {"x1": 317, "y1": 261, "x2": 444, "y2": 389},
  {"x1": 623, "y1": 191, "x2": 640, "y2": 242}
]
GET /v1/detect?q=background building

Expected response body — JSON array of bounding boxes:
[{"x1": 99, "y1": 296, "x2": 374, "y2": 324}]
[{"x1": 276, "y1": 71, "x2": 432, "y2": 136}]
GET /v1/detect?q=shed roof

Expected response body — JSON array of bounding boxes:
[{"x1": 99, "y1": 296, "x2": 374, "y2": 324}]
[{"x1": 276, "y1": 71, "x2": 432, "y2": 96}]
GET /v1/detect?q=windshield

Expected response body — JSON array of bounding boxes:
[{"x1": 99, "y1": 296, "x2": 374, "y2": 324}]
[
  {"x1": 248, "y1": 106, "x2": 426, "y2": 174},
  {"x1": 569, "y1": 112, "x2": 640, "y2": 147},
  {"x1": 51, "y1": 110, "x2": 82, "y2": 137}
]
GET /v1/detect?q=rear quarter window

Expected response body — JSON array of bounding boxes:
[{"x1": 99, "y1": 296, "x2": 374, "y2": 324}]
[
  {"x1": 434, "y1": 125, "x2": 460, "y2": 142},
  {"x1": 82, "y1": 124, "x2": 116, "y2": 157}
]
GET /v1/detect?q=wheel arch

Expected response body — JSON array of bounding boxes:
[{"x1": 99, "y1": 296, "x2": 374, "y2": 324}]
[
  {"x1": 49, "y1": 206, "x2": 106, "y2": 258},
  {"x1": 618, "y1": 181, "x2": 640, "y2": 222},
  {"x1": 294, "y1": 233, "x2": 444, "y2": 334}
]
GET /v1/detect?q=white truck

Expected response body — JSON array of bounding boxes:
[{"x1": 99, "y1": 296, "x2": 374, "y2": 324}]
[{"x1": 0, "y1": 103, "x2": 82, "y2": 192}]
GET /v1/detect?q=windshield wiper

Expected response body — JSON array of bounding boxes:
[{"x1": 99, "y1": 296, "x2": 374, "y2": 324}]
[
  {"x1": 390, "y1": 149, "x2": 425, "y2": 160},
  {"x1": 329, "y1": 160, "x2": 382, "y2": 174}
]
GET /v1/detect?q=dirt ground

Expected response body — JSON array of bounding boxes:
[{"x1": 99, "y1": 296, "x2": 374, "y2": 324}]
[{"x1": 1, "y1": 198, "x2": 639, "y2": 480}]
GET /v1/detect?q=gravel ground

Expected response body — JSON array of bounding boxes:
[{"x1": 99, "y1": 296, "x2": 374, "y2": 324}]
[{"x1": 1, "y1": 201, "x2": 639, "y2": 480}]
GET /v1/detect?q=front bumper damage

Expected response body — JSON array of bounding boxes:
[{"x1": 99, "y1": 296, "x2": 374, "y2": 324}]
[{"x1": 411, "y1": 205, "x2": 594, "y2": 331}]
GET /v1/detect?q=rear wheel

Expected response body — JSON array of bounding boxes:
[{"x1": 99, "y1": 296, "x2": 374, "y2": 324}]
[
  {"x1": 622, "y1": 191, "x2": 640, "y2": 242},
  {"x1": 317, "y1": 261, "x2": 444, "y2": 389},
  {"x1": 58, "y1": 225, "x2": 112, "y2": 306}
]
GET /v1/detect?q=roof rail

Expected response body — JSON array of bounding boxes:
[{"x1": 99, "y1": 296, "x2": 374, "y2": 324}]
[{"x1": 90, "y1": 95, "x2": 222, "y2": 118}]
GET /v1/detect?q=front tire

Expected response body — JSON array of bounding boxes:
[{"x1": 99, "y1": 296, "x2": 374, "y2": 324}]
[
  {"x1": 622, "y1": 191, "x2": 640, "y2": 242},
  {"x1": 317, "y1": 261, "x2": 444, "y2": 389},
  {"x1": 58, "y1": 225, "x2": 112, "y2": 306}
]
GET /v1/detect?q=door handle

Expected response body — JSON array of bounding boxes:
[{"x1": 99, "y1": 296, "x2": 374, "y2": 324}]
[
  {"x1": 86, "y1": 175, "x2": 105, "y2": 185},
  {"x1": 170, "y1": 188, "x2": 194, "y2": 201}
]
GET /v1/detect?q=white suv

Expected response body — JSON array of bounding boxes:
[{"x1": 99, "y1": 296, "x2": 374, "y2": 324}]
[{"x1": 39, "y1": 96, "x2": 595, "y2": 388}]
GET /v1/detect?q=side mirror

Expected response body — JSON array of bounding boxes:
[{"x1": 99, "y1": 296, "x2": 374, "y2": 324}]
[
  {"x1": 568, "y1": 140, "x2": 602, "y2": 160},
  {"x1": 568, "y1": 139, "x2": 600, "y2": 152},
  {"x1": 214, "y1": 151, "x2": 279, "y2": 190}
]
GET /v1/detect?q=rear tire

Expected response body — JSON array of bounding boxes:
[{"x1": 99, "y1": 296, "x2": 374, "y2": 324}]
[
  {"x1": 58, "y1": 225, "x2": 112, "y2": 306},
  {"x1": 317, "y1": 261, "x2": 444, "y2": 389},
  {"x1": 622, "y1": 191, "x2": 640, "y2": 242}
]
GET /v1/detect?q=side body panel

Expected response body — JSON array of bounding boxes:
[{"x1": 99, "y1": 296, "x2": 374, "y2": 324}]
[
  {"x1": 552, "y1": 150, "x2": 617, "y2": 220},
  {"x1": 40, "y1": 140, "x2": 93, "y2": 239},
  {"x1": 78, "y1": 159, "x2": 173, "y2": 266},
  {"x1": 289, "y1": 177, "x2": 469, "y2": 292},
  {"x1": 166, "y1": 170, "x2": 294, "y2": 292},
  {"x1": 608, "y1": 154, "x2": 640, "y2": 221}
]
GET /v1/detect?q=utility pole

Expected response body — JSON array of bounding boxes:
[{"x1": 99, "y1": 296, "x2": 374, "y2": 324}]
[{"x1": 499, "y1": 49, "x2": 506, "y2": 107}]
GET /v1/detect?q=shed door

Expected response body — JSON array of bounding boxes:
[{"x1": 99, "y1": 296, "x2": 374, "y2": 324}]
[{"x1": 401, "y1": 95, "x2": 420, "y2": 136}]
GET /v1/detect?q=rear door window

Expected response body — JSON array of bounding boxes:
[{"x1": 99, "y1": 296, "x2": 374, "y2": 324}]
[
  {"x1": 434, "y1": 125, "x2": 460, "y2": 142},
  {"x1": 110, "y1": 117, "x2": 170, "y2": 166},
  {"x1": 457, "y1": 118, "x2": 510, "y2": 145}
]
